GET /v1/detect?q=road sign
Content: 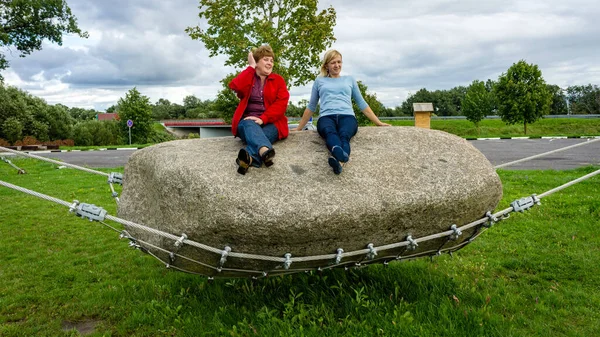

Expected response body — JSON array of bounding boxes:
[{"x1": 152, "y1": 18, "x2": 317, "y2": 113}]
[{"x1": 127, "y1": 119, "x2": 133, "y2": 128}]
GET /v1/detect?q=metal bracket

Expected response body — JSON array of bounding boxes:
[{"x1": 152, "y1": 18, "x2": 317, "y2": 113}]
[
  {"x1": 217, "y1": 246, "x2": 232, "y2": 272},
  {"x1": 406, "y1": 235, "x2": 418, "y2": 251},
  {"x1": 366, "y1": 243, "x2": 377, "y2": 260},
  {"x1": 334, "y1": 248, "x2": 344, "y2": 264},
  {"x1": 108, "y1": 172, "x2": 123, "y2": 185},
  {"x1": 449, "y1": 224, "x2": 462, "y2": 240},
  {"x1": 174, "y1": 234, "x2": 187, "y2": 248},
  {"x1": 72, "y1": 202, "x2": 107, "y2": 222},
  {"x1": 484, "y1": 211, "x2": 498, "y2": 228},
  {"x1": 283, "y1": 253, "x2": 292, "y2": 270},
  {"x1": 510, "y1": 194, "x2": 541, "y2": 213}
]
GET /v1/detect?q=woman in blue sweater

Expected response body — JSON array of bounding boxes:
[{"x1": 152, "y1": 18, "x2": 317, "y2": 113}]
[{"x1": 293, "y1": 49, "x2": 389, "y2": 174}]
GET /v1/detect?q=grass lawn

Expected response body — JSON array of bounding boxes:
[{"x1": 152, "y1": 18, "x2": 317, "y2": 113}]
[
  {"x1": 386, "y1": 118, "x2": 600, "y2": 138},
  {"x1": 1, "y1": 158, "x2": 599, "y2": 336}
]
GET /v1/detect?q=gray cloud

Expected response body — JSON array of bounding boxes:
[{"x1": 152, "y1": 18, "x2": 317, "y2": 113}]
[{"x1": 2, "y1": 0, "x2": 600, "y2": 109}]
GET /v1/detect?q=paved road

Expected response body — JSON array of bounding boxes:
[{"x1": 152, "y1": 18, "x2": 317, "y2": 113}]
[{"x1": 5, "y1": 138, "x2": 600, "y2": 170}]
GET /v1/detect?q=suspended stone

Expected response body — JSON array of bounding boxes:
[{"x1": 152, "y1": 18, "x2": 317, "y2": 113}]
[{"x1": 118, "y1": 127, "x2": 502, "y2": 277}]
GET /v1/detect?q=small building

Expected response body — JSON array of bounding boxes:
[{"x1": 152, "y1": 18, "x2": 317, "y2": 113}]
[{"x1": 97, "y1": 113, "x2": 119, "y2": 121}]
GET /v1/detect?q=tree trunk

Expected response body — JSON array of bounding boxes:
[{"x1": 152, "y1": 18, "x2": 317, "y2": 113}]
[{"x1": 524, "y1": 122, "x2": 528, "y2": 135}]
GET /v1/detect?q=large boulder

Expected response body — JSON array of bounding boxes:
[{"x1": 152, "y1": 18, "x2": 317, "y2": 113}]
[{"x1": 118, "y1": 127, "x2": 502, "y2": 277}]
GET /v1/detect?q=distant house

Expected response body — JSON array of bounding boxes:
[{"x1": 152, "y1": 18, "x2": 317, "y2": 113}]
[{"x1": 97, "y1": 113, "x2": 119, "y2": 121}]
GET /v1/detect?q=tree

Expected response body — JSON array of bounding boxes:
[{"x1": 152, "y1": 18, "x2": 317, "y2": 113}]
[
  {"x1": 463, "y1": 80, "x2": 493, "y2": 132},
  {"x1": 2, "y1": 117, "x2": 23, "y2": 144},
  {"x1": 117, "y1": 88, "x2": 153, "y2": 144},
  {"x1": 0, "y1": 0, "x2": 88, "y2": 79},
  {"x1": 212, "y1": 73, "x2": 239, "y2": 124},
  {"x1": 494, "y1": 60, "x2": 551, "y2": 134},
  {"x1": 400, "y1": 88, "x2": 435, "y2": 115},
  {"x1": 186, "y1": 0, "x2": 336, "y2": 88},
  {"x1": 566, "y1": 84, "x2": 600, "y2": 115},
  {"x1": 546, "y1": 84, "x2": 568, "y2": 115},
  {"x1": 68, "y1": 106, "x2": 97, "y2": 121},
  {"x1": 152, "y1": 98, "x2": 173, "y2": 120},
  {"x1": 353, "y1": 81, "x2": 385, "y2": 126}
]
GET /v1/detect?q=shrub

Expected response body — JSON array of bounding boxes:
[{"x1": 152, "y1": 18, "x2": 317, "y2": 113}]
[
  {"x1": 0, "y1": 138, "x2": 9, "y2": 146},
  {"x1": 21, "y1": 136, "x2": 39, "y2": 145}
]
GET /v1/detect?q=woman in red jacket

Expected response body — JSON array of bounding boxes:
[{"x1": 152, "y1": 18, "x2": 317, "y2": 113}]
[{"x1": 229, "y1": 45, "x2": 290, "y2": 175}]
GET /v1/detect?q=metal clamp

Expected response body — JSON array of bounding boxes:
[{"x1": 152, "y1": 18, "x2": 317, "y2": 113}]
[
  {"x1": 335, "y1": 248, "x2": 344, "y2": 264},
  {"x1": 510, "y1": 194, "x2": 541, "y2": 213},
  {"x1": 108, "y1": 172, "x2": 123, "y2": 185},
  {"x1": 283, "y1": 253, "x2": 292, "y2": 270},
  {"x1": 406, "y1": 235, "x2": 418, "y2": 251},
  {"x1": 366, "y1": 243, "x2": 377, "y2": 260},
  {"x1": 484, "y1": 211, "x2": 498, "y2": 228},
  {"x1": 174, "y1": 234, "x2": 188, "y2": 248},
  {"x1": 449, "y1": 224, "x2": 462, "y2": 240},
  {"x1": 69, "y1": 200, "x2": 80, "y2": 213},
  {"x1": 218, "y1": 246, "x2": 232, "y2": 271},
  {"x1": 74, "y1": 203, "x2": 107, "y2": 222}
]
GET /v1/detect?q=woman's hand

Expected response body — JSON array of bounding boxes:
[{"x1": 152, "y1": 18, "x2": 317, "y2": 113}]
[
  {"x1": 376, "y1": 121, "x2": 391, "y2": 126},
  {"x1": 248, "y1": 51, "x2": 256, "y2": 68},
  {"x1": 244, "y1": 116, "x2": 263, "y2": 125}
]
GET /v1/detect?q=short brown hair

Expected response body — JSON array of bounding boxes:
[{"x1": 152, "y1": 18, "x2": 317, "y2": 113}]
[{"x1": 253, "y1": 45, "x2": 275, "y2": 62}]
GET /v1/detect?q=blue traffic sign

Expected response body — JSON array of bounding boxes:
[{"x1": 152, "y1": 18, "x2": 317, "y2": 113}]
[{"x1": 127, "y1": 119, "x2": 133, "y2": 128}]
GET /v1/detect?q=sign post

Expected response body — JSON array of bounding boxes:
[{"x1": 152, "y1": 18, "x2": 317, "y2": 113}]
[{"x1": 127, "y1": 119, "x2": 133, "y2": 145}]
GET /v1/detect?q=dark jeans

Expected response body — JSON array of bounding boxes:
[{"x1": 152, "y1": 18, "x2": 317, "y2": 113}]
[
  {"x1": 317, "y1": 114, "x2": 358, "y2": 156},
  {"x1": 237, "y1": 119, "x2": 279, "y2": 166}
]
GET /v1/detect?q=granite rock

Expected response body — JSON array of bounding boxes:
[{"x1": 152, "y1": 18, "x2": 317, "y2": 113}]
[{"x1": 117, "y1": 127, "x2": 503, "y2": 277}]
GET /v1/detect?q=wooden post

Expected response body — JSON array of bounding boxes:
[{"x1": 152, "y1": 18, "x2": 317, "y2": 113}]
[{"x1": 413, "y1": 103, "x2": 434, "y2": 129}]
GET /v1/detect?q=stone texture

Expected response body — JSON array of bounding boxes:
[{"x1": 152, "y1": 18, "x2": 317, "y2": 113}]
[{"x1": 117, "y1": 127, "x2": 502, "y2": 277}]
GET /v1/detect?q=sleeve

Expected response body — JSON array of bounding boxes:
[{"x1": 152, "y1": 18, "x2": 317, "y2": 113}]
[
  {"x1": 260, "y1": 76, "x2": 290, "y2": 124},
  {"x1": 351, "y1": 77, "x2": 369, "y2": 111},
  {"x1": 306, "y1": 78, "x2": 320, "y2": 113},
  {"x1": 228, "y1": 66, "x2": 256, "y2": 100}
]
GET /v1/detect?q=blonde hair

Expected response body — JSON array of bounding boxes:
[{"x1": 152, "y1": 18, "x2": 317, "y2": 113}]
[
  {"x1": 253, "y1": 45, "x2": 275, "y2": 63},
  {"x1": 320, "y1": 49, "x2": 342, "y2": 77}
]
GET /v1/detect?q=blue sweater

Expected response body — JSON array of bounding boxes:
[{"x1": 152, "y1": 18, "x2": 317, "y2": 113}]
[{"x1": 307, "y1": 76, "x2": 369, "y2": 117}]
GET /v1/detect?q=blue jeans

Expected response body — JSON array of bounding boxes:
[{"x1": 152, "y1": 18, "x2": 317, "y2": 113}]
[
  {"x1": 317, "y1": 114, "x2": 358, "y2": 156},
  {"x1": 237, "y1": 119, "x2": 279, "y2": 167}
]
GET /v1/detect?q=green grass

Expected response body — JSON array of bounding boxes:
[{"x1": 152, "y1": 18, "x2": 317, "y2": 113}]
[
  {"x1": 1, "y1": 158, "x2": 599, "y2": 336},
  {"x1": 386, "y1": 118, "x2": 600, "y2": 138}
]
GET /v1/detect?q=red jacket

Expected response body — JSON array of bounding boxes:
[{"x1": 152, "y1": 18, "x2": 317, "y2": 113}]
[{"x1": 229, "y1": 66, "x2": 290, "y2": 139}]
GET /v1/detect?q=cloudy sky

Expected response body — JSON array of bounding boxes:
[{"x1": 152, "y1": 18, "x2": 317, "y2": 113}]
[{"x1": 2, "y1": 0, "x2": 599, "y2": 111}]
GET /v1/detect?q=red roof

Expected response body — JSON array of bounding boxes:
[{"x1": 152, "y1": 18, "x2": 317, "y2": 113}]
[
  {"x1": 163, "y1": 121, "x2": 228, "y2": 127},
  {"x1": 97, "y1": 113, "x2": 119, "y2": 121}
]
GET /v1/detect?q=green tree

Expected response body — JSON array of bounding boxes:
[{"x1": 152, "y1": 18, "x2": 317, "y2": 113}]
[
  {"x1": 30, "y1": 120, "x2": 49, "y2": 141},
  {"x1": 546, "y1": 84, "x2": 568, "y2": 115},
  {"x1": 400, "y1": 88, "x2": 435, "y2": 115},
  {"x1": 152, "y1": 98, "x2": 173, "y2": 120},
  {"x1": 45, "y1": 104, "x2": 73, "y2": 140},
  {"x1": 463, "y1": 80, "x2": 493, "y2": 131},
  {"x1": 117, "y1": 88, "x2": 153, "y2": 144},
  {"x1": 212, "y1": 73, "x2": 239, "y2": 124},
  {"x1": 186, "y1": 0, "x2": 336, "y2": 88},
  {"x1": 353, "y1": 81, "x2": 385, "y2": 126},
  {"x1": 105, "y1": 105, "x2": 116, "y2": 113},
  {"x1": 566, "y1": 84, "x2": 600, "y2": 115},
  {"x1": 494, "y1": 60, "x2": 551, "y2": 134},
  {"x1": 68, "y1": 106, "x2": 97, "y2": 121},
  {"x1": 2, "y1": 116, "x2": 23, "y2": 144},
  {"x1": 0, "y1": 0, "x2": 88, "y2": 79}
]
